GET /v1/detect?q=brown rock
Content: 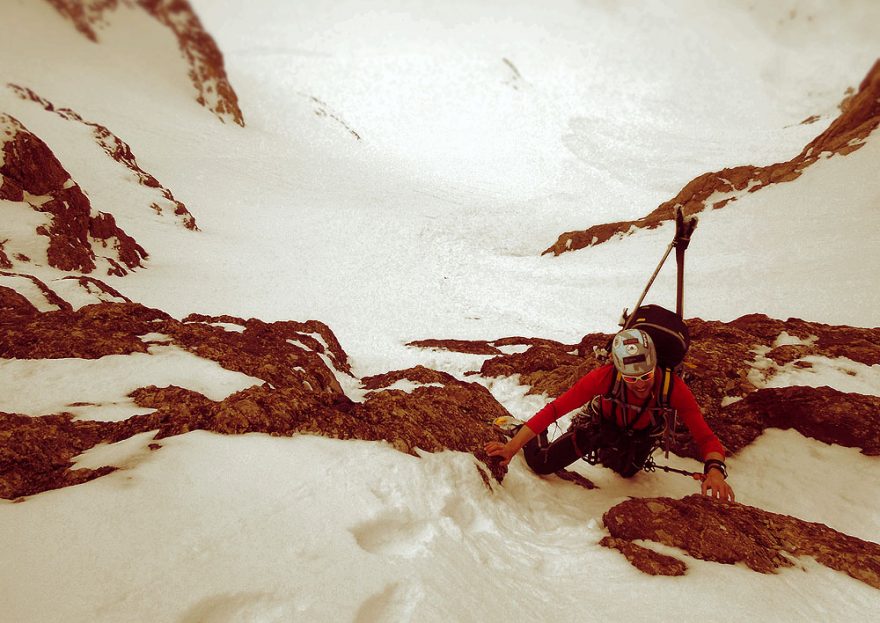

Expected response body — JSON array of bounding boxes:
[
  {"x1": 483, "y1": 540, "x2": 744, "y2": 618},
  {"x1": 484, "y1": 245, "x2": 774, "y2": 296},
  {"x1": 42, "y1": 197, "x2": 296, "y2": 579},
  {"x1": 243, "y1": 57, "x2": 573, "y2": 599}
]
[
  {"x1": 479, "y1": 343, "x2": 590, "y2": 398},
  {"x1": 452, "y1": 313, "x2": 880, "y2": 461},
  {"x1": 45, "y1": 0, "x2": 244, "y2": 126},
  {"x1": 89, "y1": 211, "x2": 148, "y2": 271},
  {"x1": 0, "y1": 301, "x2": 161, "y2": 359},
  {"x1": 545, "y1": 60, "x2": 880, "y2": 255},
  {"x1": 765, "y1": 344, "x2": 817, "y2": 366},
  {"x1": 603, "y1": 495, "x2": 880, "y2": 589},
  {"x1": 599, "y1": 536, "x2": 687, "y2": 576},
  {"x1": 0, "y1": 172, "x2": 24, "y2": 201},
  {"x1": 715, "y1": 386, "x2": 880, "y2": 456},
  {"x1": 0, "y1": 286, "x2": 38, "y2": 318},
  {"x1": 0, "y1": 241, "x2": 13, "y2": 269},
  {"x1": 0, "y1": 114, "x2": 147, "y2": 274},
  {"x1": 353, "y1": 379, "x2": 511, "y2": 482},
  {"x1": 0, "y1": 299, "x2": 514, "y2": 497},
  {"x1": 9, "y1": 84, "x2": 199, "y2": 231},
  {"x1": 362, "y1": 365, "x2": 459, "y2": 390},
  {"x1": 407, "y1": 338, "x2": 502, "y2": 355},
  {"x1": 0, "y1": 116, "x2": 69, "y2": 195},
  {"x1": 553, "y1": 469, "x2": 598, "y2": 490},
  {"x1": 0, "y1": 411, "x2": 120, "y2": 500},
  {"x1": 0, "y1": 271, "x2": 72, "y2": 311},
  {"x1": 60, "y1": 275, "x2": 132, "y2": 302}
]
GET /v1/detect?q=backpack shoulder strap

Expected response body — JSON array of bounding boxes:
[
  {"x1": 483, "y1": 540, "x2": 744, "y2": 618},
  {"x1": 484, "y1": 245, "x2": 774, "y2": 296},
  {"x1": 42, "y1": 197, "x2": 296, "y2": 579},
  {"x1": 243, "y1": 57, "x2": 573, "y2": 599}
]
[
  {"x1": 657, "y1": 367, "x2": 675, "y2": 409},
  {"x1": 604, "y1": 368, "x2": 622, "y2": 426},
  {"x1": 606, "y1": 368, "x2": 621, "y2": 398}
]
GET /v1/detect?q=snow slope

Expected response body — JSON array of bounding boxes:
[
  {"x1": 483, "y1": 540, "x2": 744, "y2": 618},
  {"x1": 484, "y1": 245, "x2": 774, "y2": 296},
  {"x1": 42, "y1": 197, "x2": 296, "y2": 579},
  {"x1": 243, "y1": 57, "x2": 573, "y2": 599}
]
[{"x1": 1, "y1": 1, "x2": 879, "y2": 621}]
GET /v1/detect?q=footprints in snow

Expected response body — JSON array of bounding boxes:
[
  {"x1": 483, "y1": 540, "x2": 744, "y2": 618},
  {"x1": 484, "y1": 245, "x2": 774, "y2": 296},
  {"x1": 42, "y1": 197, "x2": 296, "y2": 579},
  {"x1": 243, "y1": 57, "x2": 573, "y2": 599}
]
[
  {"x1": 351, "y1": 485, "x2": 489, "y2": 559},
  {"x1": 353, "y1": 581, "x2": 425, "y2": 623},
  {"x1": 352, "y1": 515, "x2": 438, "y2": 558}
]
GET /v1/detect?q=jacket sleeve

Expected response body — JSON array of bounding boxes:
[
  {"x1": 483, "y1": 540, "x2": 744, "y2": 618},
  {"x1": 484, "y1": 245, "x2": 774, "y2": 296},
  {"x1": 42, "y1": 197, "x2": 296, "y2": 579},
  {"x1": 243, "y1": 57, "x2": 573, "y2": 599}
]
[
  {"x1": 671, "y1": 379, "x2": 725, "y2": 459},
  {"x1": 524, "y1": 366, "x2": 612, "y2": 435}
]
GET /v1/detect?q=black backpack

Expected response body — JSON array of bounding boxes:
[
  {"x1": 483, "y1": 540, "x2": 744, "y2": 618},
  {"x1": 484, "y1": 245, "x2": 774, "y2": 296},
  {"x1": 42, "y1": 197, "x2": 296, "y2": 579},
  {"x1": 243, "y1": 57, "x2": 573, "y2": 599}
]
[
  {"x1": 624, "y1": 304, "x2": 690, "y2": 370},
  {"x1": 600, "y1": 303, "x2": 690, "y2": 404}
]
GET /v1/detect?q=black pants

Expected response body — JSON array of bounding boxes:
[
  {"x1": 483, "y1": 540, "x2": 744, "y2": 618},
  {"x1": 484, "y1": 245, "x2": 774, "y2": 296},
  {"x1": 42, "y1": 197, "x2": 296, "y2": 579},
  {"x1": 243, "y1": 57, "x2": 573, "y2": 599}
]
[{"x1": 522, "y1": 424, "x2": 658, "y2": 478}]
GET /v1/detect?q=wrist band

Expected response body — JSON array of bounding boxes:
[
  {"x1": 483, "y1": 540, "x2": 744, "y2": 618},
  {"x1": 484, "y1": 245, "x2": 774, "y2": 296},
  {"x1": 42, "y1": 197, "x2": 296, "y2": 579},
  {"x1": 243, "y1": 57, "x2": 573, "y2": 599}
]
[{"x1": 703, "y1": 459, "x2": 727, "y2": 479}]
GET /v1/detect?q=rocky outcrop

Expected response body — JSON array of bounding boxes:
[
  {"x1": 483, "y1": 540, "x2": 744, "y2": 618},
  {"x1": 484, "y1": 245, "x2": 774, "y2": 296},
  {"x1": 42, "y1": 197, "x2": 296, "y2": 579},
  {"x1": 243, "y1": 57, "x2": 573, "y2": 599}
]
[
  {"x1": 0, "y1": 368, "x2": 510, "y2": 499},
  {"x1": 61, "y1": 275, "x2": 133, "y2": 303},
  {"x1": 0, "y1": 301, "x2": 158, "y2": 359},
  {"x1": 181, "y1": 313, "x2": 352, "y2": 378},
  {"x1": 0, "y1": 271, "x2": 73, "y2": 311},
  {"x1": 603, "y1": 495, "x2": 880, "y2": 589},
  {"x1": 545, "y1": 59, "x2": 880, "y2": 255},
  {"x1": 45, "y1": 0, "x2": 244, "y2": 126},
  {"x1": 407, "y1": 339, "x2": 503, "y2": 356},
  {"x1": 714, "y1": 386, "x2": 880, "y2": 456},
  {"x1": 0, "y1": 241, "x2": 13, "y2": 269},
  {"x1": 418, "y1": 314, "x2": 880, "y2": 460},
  {"x1": 362, "y1": 365, "x2": 460, "y2": 390},
  {"x1": 0, "y1": 113, "x2": 147, "y2": 275},
  {"x1": 599, "y1": 536, "x2": 687, "y2": 576},
  {"x1": 408, "y1": 336, "x2": 603, "y2": 399},
  {"x1": 0, "y1": 411, "x2": 120, "y2": 500},
  {"x1": 408, "y1": 337, "x2": 568, "y2": 355},
  {"x1": 8, "y1": 84, "x2": 197, "y2": 230},
  {"x1": 0, "y1": 296, "x2": 511, "y2": 499},
  {"x1": 477, "y1": 337, "x2": 608, "y2": 399},
  {"x1": 0, "y1": 286, "x2": 39, "y2": 318}
]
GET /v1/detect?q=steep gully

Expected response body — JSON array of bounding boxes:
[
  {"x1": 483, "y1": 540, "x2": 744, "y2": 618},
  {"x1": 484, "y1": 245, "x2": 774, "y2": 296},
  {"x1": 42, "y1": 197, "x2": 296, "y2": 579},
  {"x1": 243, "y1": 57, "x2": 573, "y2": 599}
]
[
  {"x1": 2, "y1": 4, "x2": 880, "y2": 587},
  {"x1": 2, "y1": 279, "x2": 879, "y2": 587}
]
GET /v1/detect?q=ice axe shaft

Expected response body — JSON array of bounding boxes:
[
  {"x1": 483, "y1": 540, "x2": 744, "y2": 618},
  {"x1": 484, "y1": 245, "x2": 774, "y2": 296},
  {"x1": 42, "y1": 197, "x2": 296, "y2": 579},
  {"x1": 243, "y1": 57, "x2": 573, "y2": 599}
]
[
  {"x1": 675, "y1": 207, "x2": 698, "y2": 317},
  {"x1": 622, "y1": 241, "x2": 674, "y2": 328},
  {"x1": 621, "y1": 206, "x2": 697, "y2": 327}
]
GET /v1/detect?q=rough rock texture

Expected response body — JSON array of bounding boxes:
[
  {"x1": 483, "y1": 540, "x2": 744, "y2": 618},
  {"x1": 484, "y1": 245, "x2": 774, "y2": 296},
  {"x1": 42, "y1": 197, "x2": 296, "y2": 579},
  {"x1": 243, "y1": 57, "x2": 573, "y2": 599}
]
[
  {"x1": 603, "y1": 495, "x2": 880, "y2": 589},
  {"x1": 0, "y1": 286, "x2": 39, "y2": 318},
  {"x1": 0, "y1": 301, "x2": 158, "y2": 359},
  {"x1": 545, "y1": 59, "x2": 880, "y2": 255},
  {"x1": 714, "y1": 386, "x2": 880, "y2": 456},
  {"x1": 407, "y1": 336, "x2": 571, "y2": 356},
  {"x1": 428, "y1": 314, "x2": 880, "y2": 460},
  {"x1": 479, "y1": 337, "x2": 609, "y2": 399},
  {"x1": 407, "y1": 336, "x2": 606, "y2": 399},
  {"x1": 0, "y1": 241, "x2": 13, "y2": 269},
  {"x1": 181, "y1": 313, "x2": 352, "y2": 378},
  {"x1": 0, "y1": 411, "x2": 119, "y2": 500},
  {"x1": 8, "y1": 84, "x2": 197, "y2": 230},
  {"x1": 406, "y1": 339, "x2": 503, "y2": 356},
  {"x1": 45, "y1": 0, "x2": 244, "y2": 126},
  {"x1": 0, "y1": 113, "x2": 147, "y2": 275},
  {"x1": 599, "y1": 536, "x2": 687, "y2": 576},
  {"x1": 0, "y1": 295, "x2": 511, "y2": 499},
  {"x1": 361, "y1": 365, "x2": 460, "y2": 390}
]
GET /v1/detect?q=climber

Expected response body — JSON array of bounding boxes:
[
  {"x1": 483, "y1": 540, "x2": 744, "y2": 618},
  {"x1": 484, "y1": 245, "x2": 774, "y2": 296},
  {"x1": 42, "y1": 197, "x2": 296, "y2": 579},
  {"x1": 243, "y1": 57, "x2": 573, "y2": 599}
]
[{"x1": 484, "y1": 328, "x2": 735, "y2": 502}]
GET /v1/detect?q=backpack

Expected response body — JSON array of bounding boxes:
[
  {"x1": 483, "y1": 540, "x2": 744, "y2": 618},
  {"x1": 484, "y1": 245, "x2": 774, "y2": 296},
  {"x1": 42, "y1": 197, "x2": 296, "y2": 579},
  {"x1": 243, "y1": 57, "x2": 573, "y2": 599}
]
[{"x1": 624, "y1": 304, "x2": 690, "y2": 370}]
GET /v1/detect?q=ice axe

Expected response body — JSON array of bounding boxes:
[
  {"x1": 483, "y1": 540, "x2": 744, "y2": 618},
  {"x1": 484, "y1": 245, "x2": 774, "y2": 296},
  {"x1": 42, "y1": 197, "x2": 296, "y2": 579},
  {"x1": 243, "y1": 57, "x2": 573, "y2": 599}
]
[{"x1": 619, "y1": 205, "x2": 698, "y2": 327}]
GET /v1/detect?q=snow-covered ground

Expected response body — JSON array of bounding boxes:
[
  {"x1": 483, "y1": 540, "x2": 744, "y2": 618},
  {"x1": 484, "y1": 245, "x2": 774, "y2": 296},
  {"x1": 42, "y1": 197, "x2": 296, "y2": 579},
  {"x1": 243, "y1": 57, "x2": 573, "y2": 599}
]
[{"x1": 1, "y1": 1, "x2": 879, "y2": 621}]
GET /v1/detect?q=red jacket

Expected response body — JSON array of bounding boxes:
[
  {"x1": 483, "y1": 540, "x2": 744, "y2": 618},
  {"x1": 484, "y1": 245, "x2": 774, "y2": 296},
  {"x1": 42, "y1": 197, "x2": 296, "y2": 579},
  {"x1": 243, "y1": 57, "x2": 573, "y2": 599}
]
[{"x1": 525, "y1": 364, "x2": 724, "y2": 460}]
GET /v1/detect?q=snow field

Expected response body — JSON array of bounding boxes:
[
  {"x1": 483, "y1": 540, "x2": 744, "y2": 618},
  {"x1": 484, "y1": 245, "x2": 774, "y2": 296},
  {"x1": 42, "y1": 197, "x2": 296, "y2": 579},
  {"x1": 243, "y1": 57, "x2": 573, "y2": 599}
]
[{"x1": 2, "y1": 430, "x2": 879, "y2": 623}]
